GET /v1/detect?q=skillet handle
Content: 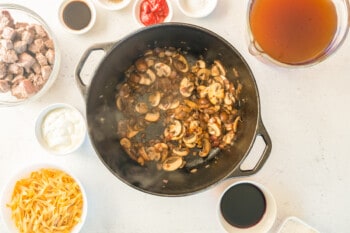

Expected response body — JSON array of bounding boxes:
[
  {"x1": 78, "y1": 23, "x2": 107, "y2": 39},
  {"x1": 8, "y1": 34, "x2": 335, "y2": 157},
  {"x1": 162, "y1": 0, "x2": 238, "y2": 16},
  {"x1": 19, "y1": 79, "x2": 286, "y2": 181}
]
[
  {"x1": 228, "y1": 117, "x2": 272, "y2": 178},
  {"x1": 75, "y1": 42, "x2": 115, "y2": 99}
]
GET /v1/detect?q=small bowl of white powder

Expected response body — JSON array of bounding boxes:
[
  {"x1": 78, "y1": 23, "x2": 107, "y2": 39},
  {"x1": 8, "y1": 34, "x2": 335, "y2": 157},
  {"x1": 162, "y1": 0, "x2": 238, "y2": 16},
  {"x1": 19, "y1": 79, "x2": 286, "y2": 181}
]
[
  {"x1": 176, "y1": 0, "x2": 217, "y2": 18},
  {"x1": 35, "y1": 103, "x2": 86, "y2": 155}
]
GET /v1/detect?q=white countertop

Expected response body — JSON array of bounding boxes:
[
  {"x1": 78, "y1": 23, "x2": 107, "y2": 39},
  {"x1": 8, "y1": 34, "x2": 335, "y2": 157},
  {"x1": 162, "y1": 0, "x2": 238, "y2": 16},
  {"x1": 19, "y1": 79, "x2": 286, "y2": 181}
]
[{"x1": 1, "y1": 0, "x2": 350, "y2": 232}]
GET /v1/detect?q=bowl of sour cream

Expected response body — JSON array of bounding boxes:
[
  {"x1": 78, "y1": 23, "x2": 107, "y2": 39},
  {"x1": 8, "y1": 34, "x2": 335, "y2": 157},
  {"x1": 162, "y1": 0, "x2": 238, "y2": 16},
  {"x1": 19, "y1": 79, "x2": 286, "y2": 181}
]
[{"x1": 35, "y1": 103, "x2": 86, "y2": 155}]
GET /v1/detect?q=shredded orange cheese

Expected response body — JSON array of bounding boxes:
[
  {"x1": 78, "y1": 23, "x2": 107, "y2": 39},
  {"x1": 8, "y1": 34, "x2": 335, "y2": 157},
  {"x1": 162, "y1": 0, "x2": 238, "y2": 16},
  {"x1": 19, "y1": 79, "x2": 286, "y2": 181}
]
[{"x1": 7, "y1": 168, "x2": 84, "y2": 233}]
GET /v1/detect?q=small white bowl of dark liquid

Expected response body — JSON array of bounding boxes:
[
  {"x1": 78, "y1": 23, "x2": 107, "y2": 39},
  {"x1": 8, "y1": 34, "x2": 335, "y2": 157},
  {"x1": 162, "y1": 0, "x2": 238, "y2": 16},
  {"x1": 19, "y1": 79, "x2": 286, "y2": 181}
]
[
  {"x1": 59, "y1": 0, "x2": 96, "y2": 34},
  {"x1": 218, "y1": 180, "x2": 277, "y2": 233}
]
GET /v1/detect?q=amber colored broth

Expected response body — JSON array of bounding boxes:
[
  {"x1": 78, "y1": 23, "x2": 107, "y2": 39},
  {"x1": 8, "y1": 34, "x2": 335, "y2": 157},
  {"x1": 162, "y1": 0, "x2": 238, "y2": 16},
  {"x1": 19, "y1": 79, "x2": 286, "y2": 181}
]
[{"x1": 249, "y1": 0, "x2": 338, "y2": 65}]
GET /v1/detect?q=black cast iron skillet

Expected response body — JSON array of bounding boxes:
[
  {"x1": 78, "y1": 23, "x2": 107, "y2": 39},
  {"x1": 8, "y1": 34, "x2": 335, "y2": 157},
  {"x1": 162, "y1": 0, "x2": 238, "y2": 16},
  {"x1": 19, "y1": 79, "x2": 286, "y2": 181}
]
[{"x1": 75, "y1": 23, "x2": 272, "y2": 196}]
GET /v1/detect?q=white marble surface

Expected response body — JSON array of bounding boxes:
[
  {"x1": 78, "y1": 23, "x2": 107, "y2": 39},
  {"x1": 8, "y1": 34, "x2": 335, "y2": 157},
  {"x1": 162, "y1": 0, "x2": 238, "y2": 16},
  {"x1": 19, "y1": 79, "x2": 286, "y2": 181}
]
[{"x1": 0, "y1": 0, "x2": 350, "y2": 232}]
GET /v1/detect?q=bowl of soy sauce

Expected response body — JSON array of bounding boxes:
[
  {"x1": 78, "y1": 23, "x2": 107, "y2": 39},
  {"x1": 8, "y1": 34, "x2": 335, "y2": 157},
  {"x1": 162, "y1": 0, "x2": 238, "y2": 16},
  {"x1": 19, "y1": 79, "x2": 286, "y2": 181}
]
[
  {"x1": 59, "y1": 0, "x2": 96, "y2": 34},
  {"x1": 218, "y1": 180, "x2": 277, "y2": 233}
]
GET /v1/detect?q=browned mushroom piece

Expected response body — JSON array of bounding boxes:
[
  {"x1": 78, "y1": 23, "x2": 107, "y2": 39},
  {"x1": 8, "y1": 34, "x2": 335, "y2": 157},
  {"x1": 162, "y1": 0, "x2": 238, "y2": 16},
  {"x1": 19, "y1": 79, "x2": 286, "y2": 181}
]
[
  {"x1": 146, "y1": 147, "x2": 161, "y2": 161},
  {"x1": 179, "y1": 77, "x2": 194, "y2": 97},
  {"x1": 172, "y1": 147, "x2": 189, "y2": 157},
  {"x1": 207, "y1": 116, "x2": 222, "y2": 137},
  {"x1": 154, "y1": 62, "x2": 171, "y2": 77},
  {"x1": 139, "y1": 147, "x2": 150, "y2": 161},
  {"x1": 199, "y1": 138, "x2": 211, "y2": 157},
  {"x1": 222, "y1": 131, "x2": 235, "y2": 147},
  {"x1": 162, "y1": 156, "x2": 183, "y2": 171},
  {"x1": 173, "y1": 54, "x2": 189, "y2": 73},
  {"x1": 195, "y1": 60, "x2": 206, "y2": 69},
  {"x1": 207, "y1": 82, "x2": 225, "y2": 105},
  {"x1": 211, "y1": 60, "x2": 226, "y2": 77},
  {"x1": 138, "y1": 69, "x2": 156, "y2": 85},
  {"x1": 135, "y1": 102, "x2": 148, "y2": 114},
  {"x1": 148, "y1": 91, "x2": 161, "y2": 107},
  {"x1": 120, "y1": 138, "x2": 131, "y2": 149},
  {"x1": 182, "y1": 134, "x2": 197, "y2": 147},
  {"x1": 135, "y1": 58, "x2": 148, "y2": 72},
  {"x1": 144, "y1": 110, "x2": 160, "y2": 122},
  {"x1": 164, "y1": 120, "x2": 182, "y2": 140},
  {"x1": 197, "y1": 68, "x2": 210, "y2": 81}
]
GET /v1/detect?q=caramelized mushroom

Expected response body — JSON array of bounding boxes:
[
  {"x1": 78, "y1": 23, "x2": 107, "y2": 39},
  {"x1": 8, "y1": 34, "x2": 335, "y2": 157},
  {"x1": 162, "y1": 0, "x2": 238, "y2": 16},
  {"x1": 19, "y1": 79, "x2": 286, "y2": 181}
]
[
  {"x1": 135, "y1": 58, "x2": 148, "y2": 72},
  {"x1": 196, "y1": 60, "x2": 206, "y2": 69},
  {"x1": 207, "y1": 117, "x2": 222, "y2": 137},
  {"x1": 164, "y1": 120, "x2": 183, "y2": 140},
  {"x1": 120, "y1": 138, "x2": 131, "y2": 149},
  {"x1": 127, "y1": 129, "x2": 139, "y2": 139},
  {"x1": 162, "y1": 156, "x2": 183, "y2": 171},
  {"x1": 233, "y1": 116, "x2": 241, "y2": 133},
  {"x1": 173, "y1": 54, "x2": 189, "y2": 73},
  {"x1": 116, "y1": 96, "x2": 124, "y2": 111},
  {"x1": 199, "y1": 138, "x2": 211, "y2": 157},
  {"x1": 183, "y1": 134, "x2": 197, "y2": 145},
  {"x1": 139, "y1": 147, "x2": 150, "y2": 161},
  {"x1": 148, "y1": 91, "x2": 161, "y2": 107},
  {"x1": 145, "y1": 111, "x2": 160, "y2": 122},
  {"x1": 207, "y1": 82, "x2": 225, "y2": 105},
  {"x1": 169, "y1": 100, "x2": 180, "y2": 110},
  {"x1": 211, "y1": 60, "x2": 226, "y2": 77},
  {"x1": 172, "y1": 147, "x2": 189, "y2": 157},
  {"x1": 197, "y1": 68, "x2": 210, "y2": 81},
  {"x1": 179, "y1": 77, "x2": 194, "y2": 97},
  {"x1": 135, "y1": 102, "x2": 148, "y2": 114},
  {"x1": 139, "y1": 69, "x2": 156, "y2": 85},
  {"x1": 154, "y1": 62, "x2": 171, "y2": 77},
  {"x1": 146, "y1": 147, "x2": 161, "y2": 161}
]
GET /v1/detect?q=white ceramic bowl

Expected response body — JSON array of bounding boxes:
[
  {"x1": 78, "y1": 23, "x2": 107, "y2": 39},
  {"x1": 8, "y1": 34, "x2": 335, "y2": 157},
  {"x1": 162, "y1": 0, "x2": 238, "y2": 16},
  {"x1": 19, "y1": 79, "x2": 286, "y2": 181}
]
[
  {"x1": 0, "y1": 163, "x2": 88, "y2": 233},
  {"x1": 35, "y1": 103, "x2": 87, "y2": 155},
  {"x1": 0, "y1": 4, "x2": 61, "y2": 107},
  {"x1": 94, "y1": 0, "x2": 131, "y2": 10},
  {"x1": 217, "y1": 180, "x2": 277, "y2": 233},
  {"x1": 133, "y1": 0, "x2": 173, "y2": 27},
  {"x1": 177, "y1": 0, "x2": 218, "y2": 18},
  {"x1": 58, "y1": 0, "x2": 97, "y2": 34}
]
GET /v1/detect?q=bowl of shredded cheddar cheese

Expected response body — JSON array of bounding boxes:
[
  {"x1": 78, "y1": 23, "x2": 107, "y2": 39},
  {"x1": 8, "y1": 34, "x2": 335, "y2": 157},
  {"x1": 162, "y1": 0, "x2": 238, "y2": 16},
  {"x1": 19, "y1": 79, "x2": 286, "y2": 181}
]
[{"x1": 0, "y1": 163, "x2": 87, "y2": 233}]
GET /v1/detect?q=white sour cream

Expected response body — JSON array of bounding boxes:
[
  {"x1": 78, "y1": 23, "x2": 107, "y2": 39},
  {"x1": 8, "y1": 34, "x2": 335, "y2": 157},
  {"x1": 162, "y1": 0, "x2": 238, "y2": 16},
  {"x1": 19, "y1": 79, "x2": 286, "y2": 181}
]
[{"x1": 41, "y1": 107, "x2": 85, "y2": 153}]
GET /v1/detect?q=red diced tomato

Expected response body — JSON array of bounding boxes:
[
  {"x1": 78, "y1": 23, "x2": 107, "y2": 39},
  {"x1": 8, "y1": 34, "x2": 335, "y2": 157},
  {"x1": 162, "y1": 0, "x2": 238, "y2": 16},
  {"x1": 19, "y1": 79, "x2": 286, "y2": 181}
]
[{"x1": 139, "y1": 0, "x2": 169, "y2": 26}]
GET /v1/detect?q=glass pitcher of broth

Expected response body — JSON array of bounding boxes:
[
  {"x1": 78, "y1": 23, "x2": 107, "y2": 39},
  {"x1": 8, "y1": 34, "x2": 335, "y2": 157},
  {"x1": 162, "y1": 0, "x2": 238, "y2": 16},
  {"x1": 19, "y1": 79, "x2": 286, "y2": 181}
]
[{"x1": 247, "y1": 0, "x2": 349, "y2": 67}]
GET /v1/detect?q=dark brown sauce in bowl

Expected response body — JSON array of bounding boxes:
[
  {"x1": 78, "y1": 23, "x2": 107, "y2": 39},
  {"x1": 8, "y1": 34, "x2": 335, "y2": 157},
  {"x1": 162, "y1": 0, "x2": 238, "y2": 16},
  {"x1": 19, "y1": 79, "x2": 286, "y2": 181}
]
[
  {"x1": 62, "y1": 0, "x2": 92, "y2": 31},
  {"x1": 220, "y1": 182, "x2": 266, "y2": 228}
]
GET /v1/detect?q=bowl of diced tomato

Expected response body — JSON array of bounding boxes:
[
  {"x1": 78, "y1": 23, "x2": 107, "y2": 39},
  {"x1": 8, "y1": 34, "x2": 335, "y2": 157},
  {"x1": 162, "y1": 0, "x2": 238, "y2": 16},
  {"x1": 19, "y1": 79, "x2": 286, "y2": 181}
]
[{"x1": 133, "y1": 0, "x2": 173, "y2": 27}]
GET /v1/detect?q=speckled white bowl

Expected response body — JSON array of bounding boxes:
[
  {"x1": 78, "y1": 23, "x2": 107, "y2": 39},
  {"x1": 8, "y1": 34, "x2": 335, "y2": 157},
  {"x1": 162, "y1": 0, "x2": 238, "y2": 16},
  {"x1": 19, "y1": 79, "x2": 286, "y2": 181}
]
[
  {"x1": 0, "y1": 163, "x2": 88, "y2": 233},
  {"x1": 35, "y1": 103, "x2": 87, "y2": 155}
]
